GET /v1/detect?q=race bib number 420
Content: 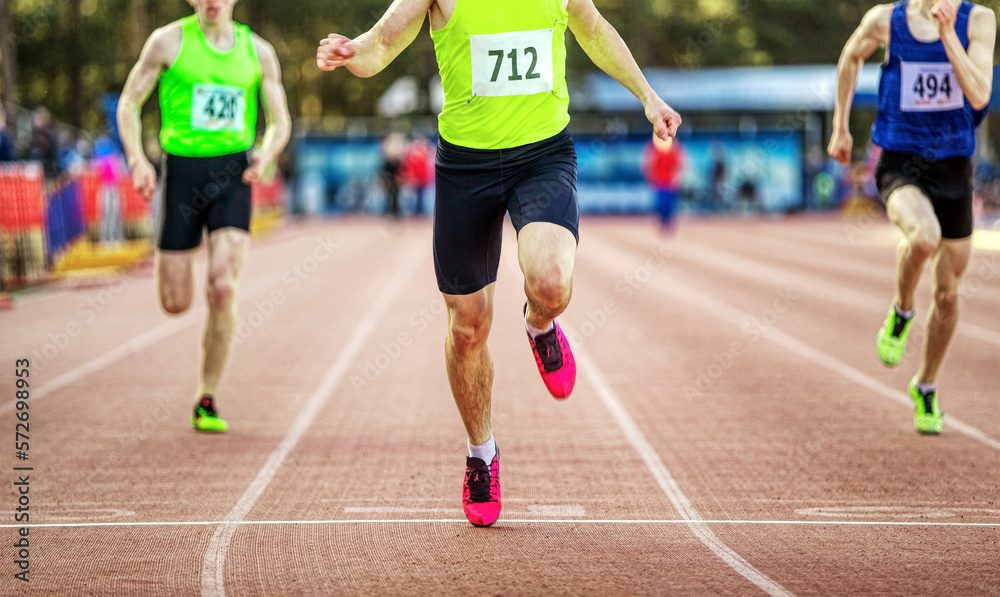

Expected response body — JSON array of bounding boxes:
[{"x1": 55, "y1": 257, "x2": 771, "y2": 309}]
[
  {"x1": 191, "y1": 84, "x2": 247, "y2": 131},
  {"x1": 900, "y1": 62, "x2": 965, "y2": 112},
  {"x1": 470, "y1": 29, "x2": 554, "y2": 97}
]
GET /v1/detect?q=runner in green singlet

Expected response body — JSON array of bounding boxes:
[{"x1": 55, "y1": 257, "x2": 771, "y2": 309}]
[
  {"x1": 118, "y1": 0, "x2": 291, "y2": 433},
  {"x1": 318, "y1": 0, "x2": 681, "y2": 527}
]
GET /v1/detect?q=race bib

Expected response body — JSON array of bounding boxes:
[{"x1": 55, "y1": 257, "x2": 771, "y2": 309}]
[
  {"x1": 900, "y1": 62, "x2": 965, "y2": 112},
  {"x1": 191, "y1": 84, "x2": 247, "y2": 131},
  {"x1": 470, "y1": 29, "x2": 554, "y2": 97}
]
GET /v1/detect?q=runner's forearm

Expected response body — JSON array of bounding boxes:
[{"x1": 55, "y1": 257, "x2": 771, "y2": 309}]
[
  {"x1": 344, "y1": 1, "x2": 427, "y2": 78},
  {"x1": 117, "y1": 100, "x2": 149, "y2": 170},
  {"x1": 940, "y1": 30, "x2": 992, "y2": 109},
  {"x1": 832, "y1": 55, "x2": 863, "y2": 134},
  {"x1": 254, "y1": 119, "x2": 291, "y2": 168}
]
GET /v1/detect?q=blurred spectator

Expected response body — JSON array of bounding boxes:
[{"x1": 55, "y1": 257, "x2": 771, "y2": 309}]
[
  {"x1": 380, "y1": 133, "x2": 406, "y2": 218},
  {"x1": 57, "y1": 129, "x2": 85, "y2": 176},
  {"x1": 93, "y1": 136, "x2": 126, "y2": 243},
  {"x1": 709, "y1": 140, "x2": 728, "y2": 210},
  {"x1": 28, "y1": 107, "x2": 59, "y2": 178},
  {"x1": 400, "y1": 136, "x2": 434, "y2": 215},
  {"x1": 0, "y1": 107, "x2": 15, "y2": 162},
  {"x1": 642, "y1": 133, "x2": 685, "y2": 230}
]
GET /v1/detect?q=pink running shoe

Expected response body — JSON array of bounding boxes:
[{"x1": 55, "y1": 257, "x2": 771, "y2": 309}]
[
  {"x1": 463, "y1": 450, "x2": 501, "y2": 527},
  {"x1": 528, "y1": 321, "x2": 576, "y2": 399}
]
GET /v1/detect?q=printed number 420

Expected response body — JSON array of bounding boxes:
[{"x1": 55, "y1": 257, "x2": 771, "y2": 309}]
[
  {"x1": 488, "y1": 47, "x2": 541, "y2": 83},
  {"x1": 204, "y1": 94, "x2": 239, "y2": 120}
]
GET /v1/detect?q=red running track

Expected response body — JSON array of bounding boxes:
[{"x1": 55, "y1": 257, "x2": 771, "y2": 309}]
[{"x1": 1, "y1": 214, "x2": 998, "y2": 596}]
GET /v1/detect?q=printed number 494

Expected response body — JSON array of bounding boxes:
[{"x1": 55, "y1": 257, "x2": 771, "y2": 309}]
[
  {"x1": 913, "y1": 73, "x2": 953, "y2": 100},
  {"x1": 488, "y1": 47, "x2": 541, "y2": 83}
]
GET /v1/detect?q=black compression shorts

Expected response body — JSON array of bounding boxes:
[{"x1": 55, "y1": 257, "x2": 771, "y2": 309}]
[
  {"x1": 433, "y1": 128, "x2": 579, "y2": 295},
  {"x1": 159, "y1": 151, "x2": 252, "y2": 251},
  {"x1": 875, "y1": 150, "x2": 974, "y2": 240}
]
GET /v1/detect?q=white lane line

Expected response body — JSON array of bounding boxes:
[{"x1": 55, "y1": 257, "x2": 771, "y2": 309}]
[
  {"x1": 0, "y1": 315, "x2": 198, "y2": 416},
  {"x1": 673, "y1": 237, "x2": 1000, "y2": 348},
  {"x1": 0, "y1": 228, "x2": 368, "y2": 415},
  {"x1": 502, "y1": 253, "x2": 791, "y2": 596},
  {"x1": 575, "y1": 345, "x2": 795, "y2": 597},
  {"x1": 8, "y1": 518, "x2": 1000, "y2": 529},
  {"x1": 592, "y1": 238, "x2": 1000, "y2": 453},
  {"x1": 200, "y1": 247, "x2": 423, "y2": 597}
]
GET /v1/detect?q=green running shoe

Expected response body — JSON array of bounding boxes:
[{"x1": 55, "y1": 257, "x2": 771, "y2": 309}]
[
  {"x1": 908, "y1": 378, "x2": 942, "y2": 435},
  {"x1": 192, "y1": 396, "x2": 229, "y2": 433},
  {"x1": 876, "y1": 306, "x2": 913, "y2": 367}
]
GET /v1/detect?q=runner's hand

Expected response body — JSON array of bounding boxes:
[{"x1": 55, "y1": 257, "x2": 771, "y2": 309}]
[
  {"x1": 827, "y1": 130, "x2": 854, "y2": 166},
  {"x1": 931, "y1": 0, "x2": 958, "y2": 37},
  {"x1": 317, "y1": 34, "x2": 356, "y2": 71},
  {"x1": 130, "y1": 159, "x2": 157, "y2": 201},
  {"x1": 646, "y1": 98, "x2": 682, "y2": 142},
  {"x1": 243, "y1": 153, "x2": 267, "y2": 185}
]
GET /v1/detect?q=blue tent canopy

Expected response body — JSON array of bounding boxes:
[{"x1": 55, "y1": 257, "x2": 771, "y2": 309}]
[{"x1": 576, "y1": 64, "x2": 1000, "y2": 113}]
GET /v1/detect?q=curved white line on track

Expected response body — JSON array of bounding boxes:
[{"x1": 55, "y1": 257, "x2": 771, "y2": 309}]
[
  {"x1": 673, "y1": 238, "x2": 1000, "y2": 348},
  {"x1": 0, "y1": 315, "x2": 198, "y2": 417},
  {"x1": 0, "y1": 229, "x2": 355, "y2": 416},
  {"x1": 10, "y1": 518, "x2": 1000, "y2": 529},
  {"x1": 199, "y1": 247, "x2": 423, "y2": 597},
  {"x1": 574, "y1": 345, "x2": 795, "y2": 597},
  {"x1": 591, "y1": 238, "x2": 1000, "y2": 453},
  {"x1": 502, "y1": 255, "x2": 792, "y2": 596}
]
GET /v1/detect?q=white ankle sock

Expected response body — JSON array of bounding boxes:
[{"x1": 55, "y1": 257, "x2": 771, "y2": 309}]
[
  {"x1": 916, "y1": 382, "x2": 936, "y2": 395},
  {"x1": 895, "y1": 305, "x2": 915, "y2": 320},
  {"x1": 525, "y1": 317, "x2": 554, "y2": 339},
  {"x1": 468, "y1": 434, "x2": 496, "y2": 465}
]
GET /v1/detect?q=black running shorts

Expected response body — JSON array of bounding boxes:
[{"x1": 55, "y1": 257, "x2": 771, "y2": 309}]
[
  {"x1": 433, "y1": 128, "x2": 579, "y2": 295},
  {"x1": 875, "y1": 150, "x2": 974, "y2": 240},
  {"x1": 159, "y1": 151, "x2": 252, "y2": 251}
]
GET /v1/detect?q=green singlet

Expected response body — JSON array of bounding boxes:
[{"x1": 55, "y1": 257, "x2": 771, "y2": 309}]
[
  {"x1": 431, "y1": 0, "x2": 570, "y2": 150},
  {"x1": 159, "y1": 15, "x2": 262, "y2": 158}
]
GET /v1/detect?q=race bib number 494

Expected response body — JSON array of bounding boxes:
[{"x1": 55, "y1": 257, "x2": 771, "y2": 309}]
[
  {"x1": 191, "y1": 84, "x2": 247, "y2": 131},
  {"x1": 470, "y1": 29, "x2": 554, "y2": 98},
  {"x1": 900, "y1": 62, "x2": 965, "y2": 112}
]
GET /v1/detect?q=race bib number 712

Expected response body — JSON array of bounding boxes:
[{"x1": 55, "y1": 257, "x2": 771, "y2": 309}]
[
  {"x1": 470, "y1": 29, "x2": 554, "y2": 98},
  {"x1": 191, "y1": 84, "x2": 247, "y2": 131},
  {"x1": 899, "y1": 62, "x2": 965, "y2": 112}
]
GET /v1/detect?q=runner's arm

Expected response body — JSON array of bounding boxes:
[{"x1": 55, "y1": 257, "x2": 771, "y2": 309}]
[
  {"x1": 245, "y1": 36, "x2": 292, "y2": 185},
  {"x1": 829, "y1": 5, "x2": 890, "y2": 165},
  {"x1": 936, "y1": 4, "x2": 995, "y2": 110},
  {"x1": 117, "y1": 27, "x2": 176, "y2": 199},
  {"x1": 567, "y1": 0, "x2": 680, "y2": 140},
  {"x1": 317, "y1": 0, "x2": 432, "y2": 78}
]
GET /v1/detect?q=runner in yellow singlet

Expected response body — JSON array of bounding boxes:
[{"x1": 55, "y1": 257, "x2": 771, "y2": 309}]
[
  {"x1": 118, "y1": 0, "x2": 291, "y2": 433},
  {"x1": 318, "y1": 0, "x2": 680, "y2": 527}
]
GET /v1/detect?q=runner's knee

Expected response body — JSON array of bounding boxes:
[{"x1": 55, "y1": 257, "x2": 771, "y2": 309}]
[
  {"x1": 908, "y1": 229, "x2": 941, "y2": 260},
  {"x1": 525, "y1": 264, "x2": 572, "y2": 311},
  {"x1": 932, "y1": 283, "x2": 960, "y2": 315},
  {"x1": 446, "y1": 302, "x2": 492, "y2": 356},
  {"x1": 207, "y1": 274, "x2": 235, "y2": 311},
  {"x1": 160, "y1": 288, "x2": 191, "y2": 315}
]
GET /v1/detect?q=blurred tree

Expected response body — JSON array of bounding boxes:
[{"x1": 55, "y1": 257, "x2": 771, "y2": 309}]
[
  {"x1": 0, "y1": 0, "x2": 17, "y2": 111},
  {"x1": 2, "y1": 0, "x2": 999, "y2": 133}
]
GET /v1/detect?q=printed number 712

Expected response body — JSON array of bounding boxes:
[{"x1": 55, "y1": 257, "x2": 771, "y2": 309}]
[{"x1": 488, "y1": 47, "x2": 541, "y2": 83}]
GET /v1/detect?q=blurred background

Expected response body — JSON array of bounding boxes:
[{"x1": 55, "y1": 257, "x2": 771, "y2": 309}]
[{"x1": 2, "y1": 0, "x2": 1000, "y2": 290}]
